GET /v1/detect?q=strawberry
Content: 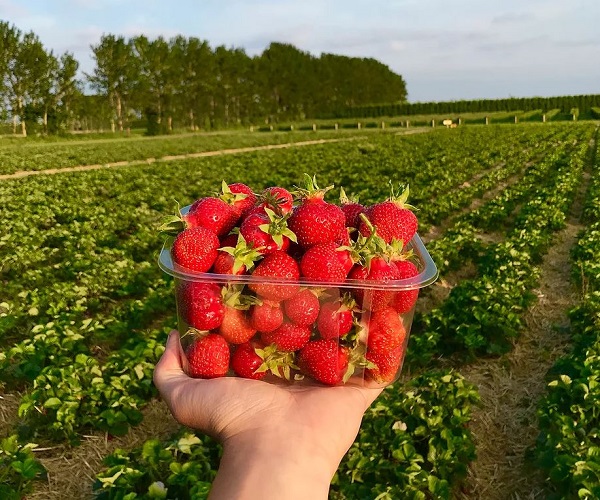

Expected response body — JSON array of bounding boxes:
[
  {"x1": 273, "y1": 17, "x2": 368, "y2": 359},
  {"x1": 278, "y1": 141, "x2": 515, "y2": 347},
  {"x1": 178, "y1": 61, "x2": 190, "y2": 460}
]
[
  {"x1": 261, "y1": 322, "x2": 311, "y2": 352},
  {"x1": 185, "y1": 331, "x2": 230, "y2": 378},
  {"x1": 249, "y1": 251, "x2": 300, "y2": 301},
  {"x1": 177, "y1": 281, "x2": 225, "y2": 330},
  {"x1": 231, "y1": 342, "x2": 267, "y2": 380},
  {"x1": 391, "y1": 258, "x2": 420, "y2": 313},
  {"x1": 222, "y1": 182, "x2": 256, "y2": 218},
  {"x1": 186, "y1": 196, "x2": 239, "y2": 236},
  {"x1": 284, "y1": 289, "x2": 320, "y2": 326},
  {"x1": 348, "y1": 256, "x2": 402, "y2": 312},
  {"x1": 218, "y1": 285, "x2": 259, "y2": 344},
  {"x1": 212, "y1": 233, "x2": 263, "y2": 275},
  {"x1": 240, "y1": 207, "x2": 297, "y2": 255},
  {"x1": 359, "y1": 185, "x2": 418, "y2": 245},
  {"x1": 288, "y1": 175, "x2": 346, "y2": 248},
  {"x1": 365, "y1": 307, "x2": 406, "y2": 352},
  {"x1": 171, "y1": 226, "x2": 220, "y2": 272},
  {"x1": 339, "y1": 187, "x2": 366, "y2": 230},
  {"x1": 317, "y1": 294, "x2": 357, "y2": 339},
  {"x1": 300, "y1": 241, "x2": 353, "y2": 282},
  {"x1": 250, "y1": 299, "x2": 284, "y2": 333},
  {"x1": 365, "y1": 344, "x2": 404, "y2": 384},
  {"x1": 297, "y1": 340, "x2": 349, "y2": 385},
  {"x1": 259, "y1": 186, "x2": 294, "y2": 215}
]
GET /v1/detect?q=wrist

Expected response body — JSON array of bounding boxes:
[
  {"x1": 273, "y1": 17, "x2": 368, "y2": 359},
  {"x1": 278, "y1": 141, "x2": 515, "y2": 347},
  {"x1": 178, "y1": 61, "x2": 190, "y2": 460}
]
[{"x1": 209, "y1": 429, "x2": 338, "y2": 500}]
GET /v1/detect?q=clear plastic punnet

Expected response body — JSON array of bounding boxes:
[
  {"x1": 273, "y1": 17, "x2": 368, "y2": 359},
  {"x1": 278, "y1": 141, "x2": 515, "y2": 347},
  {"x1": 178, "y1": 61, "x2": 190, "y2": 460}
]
[{"x1": 159, "y1": 219, "x2": 438, "y2": 387}]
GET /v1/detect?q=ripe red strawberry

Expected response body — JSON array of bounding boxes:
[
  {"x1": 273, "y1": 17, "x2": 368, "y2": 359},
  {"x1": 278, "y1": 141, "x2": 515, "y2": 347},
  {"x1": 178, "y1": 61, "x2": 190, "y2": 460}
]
[
  {"x1": 300, "y1": 242, "x2": 352, "y2": 282},
  {"x1": 223, "y1": 182, "x2": 256, "y2": 218},
  {"x1": 359, "y1": 185, "x2": 418, "y2": 245},
  {"x1": 249, "y1": 251, "x2": 300, "y2": 301},
  {"x1": 365, "y1": 344, "x2": 404, "y2": 384},
  {"x1": 348, "y1": 256, "x2": 402, "y2": 312},
  {"x1": 212, "y1": 233, "x2": 263, "y2": 275},
  {"x1": 261, "y1": 322, "x2": 311, "y2": 351},
  {"x1": 172, "y1": 226, "x2": 220, "y2": 272},
  {"x1": 231, "y1": 342, "x2": 266, "y2": 380},
  {"x1": 339, "y1": 187, "x2": 366, "y2": 229},
  {"x1": 186, "y1": 196, "x2": 239, "y2": 236},
  {"x1": 365, "y1": 307, "x2": 406, "y2": 352},
  {"x1": 260, "y1": 186, "x2": 294, "y2": 215},
  {"x1": 317, "y1": 294, "x2": 357, "y2": 339},
  {"x1": 250, "y1": 300, "x2": 284, "y2": 333},
  {"x1": 177, "y1": 282, "x2": 225, "y2": 330},
  {"x1": 288, "y1": 175, "x2": 346, "y2": 248},
  {"x1": 185, "y1": 332, "x2": 230, "y2": 378},
  {"x1": 391, "y1": 259, "x2": 420, "y2": 313},
  {"x1": 297, "y1": 340, "x2": 349, "y2": 385},
  {"x1": 284, "y1": 289, "x2": 320, "y2": 326},
  {"x1": 219, "y1": 306, "x2": 257, "y2": 344},
  {"x1": 240, "y1": 208, "x2": 297, "y2": 255}
]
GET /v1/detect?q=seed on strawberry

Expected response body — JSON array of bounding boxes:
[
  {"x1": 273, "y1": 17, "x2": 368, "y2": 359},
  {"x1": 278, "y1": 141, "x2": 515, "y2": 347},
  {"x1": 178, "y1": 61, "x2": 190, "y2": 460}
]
[
  {"x1": 359, "y1": 184, "x2": 418, "y2": 245},
  {"x1": 185, "y1": 331, "x2": 230, "y2": 379},
  {"x1": 186, "y1": 196, "x2": 239, "y2": 236},
  {"x1": 365, "y1": 307, "x2": 406, "y2": 352},
  {"x1": 288, "y1": 174, "x2": 346, "y2": 248},
  {"x1": 284, "y1": 289, "x2": 320, "y2": 326},
  {"x1": 177, "y1": 281, "x2": 225, "y2": 330},
  {"x1": 249, "y1": 251, "x2": 300, "y2": 301},
  {"x1": 391, "y1": 258, "x2": 420, "y2": 313},
  {"x1": 261, "y1": 322, "x2": 311, "y2": 352},
  {"x1": 365, "y1": 344, "x2": 404, "y2": 384},
  {"x1": 250, "y1": 300, "x2": 284, "y2": 333},
  {"x1": 300, "y1": 241, "x2": 353, "y2": 283},
  {"x1": 172, "y1": 226, "x2": 220, "y2": 273},
  {"x1": 297, "y1": 339, "x2": 350, "y2": 386}
]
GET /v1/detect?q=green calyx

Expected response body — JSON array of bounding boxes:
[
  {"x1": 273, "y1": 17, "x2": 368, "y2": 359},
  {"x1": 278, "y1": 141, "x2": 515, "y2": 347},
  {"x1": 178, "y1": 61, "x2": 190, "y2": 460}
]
[
  {"x1": 218, "y1": 180, "x2": 252, "y2": 206},
  {"x1": 388, "y1": 181, "x2": 416, "y2": 210},
  {"x1": 351, "y1": 214, "x2": 390, "y2": 269},
  {"x1": 219, "y1": 233, "x2": 264, "y2": 274},
  {"x1": 221, "y1": 284, "x2": 262, "y2": 310},
  {"x1": 258, "y1": 208, "x2": 298, "y2": 247},
  {"x1": 293, "y1": 173, "x2": 334, "y2": 201},
  {"x1": 158, "y1": 201, "x2": 186, "y2": 235},
  {"x1": 254, "y1": 344, "x2": 299, "y2": 381},
  {"x1": 339, "y1": 186, "x2": 360, "y2": 205}
]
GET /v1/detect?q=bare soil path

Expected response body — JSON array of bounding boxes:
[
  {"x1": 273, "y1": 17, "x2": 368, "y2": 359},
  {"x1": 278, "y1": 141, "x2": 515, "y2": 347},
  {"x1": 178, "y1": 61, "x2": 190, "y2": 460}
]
[{"x1": 457, "y1": 169, "x2": 590, "y2": 499}]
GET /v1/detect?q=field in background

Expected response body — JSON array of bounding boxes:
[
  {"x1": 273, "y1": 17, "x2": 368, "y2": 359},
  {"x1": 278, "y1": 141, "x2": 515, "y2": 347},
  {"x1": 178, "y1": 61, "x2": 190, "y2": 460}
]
[{"x1": 1, "y1": 122, "x2": 599, "y2": 499}]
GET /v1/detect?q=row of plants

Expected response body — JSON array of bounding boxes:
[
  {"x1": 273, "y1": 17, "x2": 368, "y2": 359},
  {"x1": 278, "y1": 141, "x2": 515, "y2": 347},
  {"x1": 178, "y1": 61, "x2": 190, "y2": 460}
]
[{"x1": 534, "y1": 129, "x2": 600, "y2": 498}]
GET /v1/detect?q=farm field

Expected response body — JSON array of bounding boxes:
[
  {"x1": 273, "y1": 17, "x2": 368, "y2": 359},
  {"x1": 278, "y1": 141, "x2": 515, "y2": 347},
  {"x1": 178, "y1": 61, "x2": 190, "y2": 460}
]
[{"x1": 1, "y1": 122, "x2": 599, "y2": 499}]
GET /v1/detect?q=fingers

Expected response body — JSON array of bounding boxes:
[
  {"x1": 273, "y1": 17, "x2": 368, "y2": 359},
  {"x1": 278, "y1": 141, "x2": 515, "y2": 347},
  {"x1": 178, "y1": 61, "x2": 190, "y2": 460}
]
[{"x1": 153, "y1": 330, "x2": 186, "y2": 387}]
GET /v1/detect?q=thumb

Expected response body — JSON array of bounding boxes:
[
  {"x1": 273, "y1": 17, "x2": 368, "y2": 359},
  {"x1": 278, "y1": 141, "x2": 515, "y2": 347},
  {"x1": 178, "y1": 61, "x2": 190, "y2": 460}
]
[{"x1": 154, "y1": 330, "x2": 188, "y2": 387}]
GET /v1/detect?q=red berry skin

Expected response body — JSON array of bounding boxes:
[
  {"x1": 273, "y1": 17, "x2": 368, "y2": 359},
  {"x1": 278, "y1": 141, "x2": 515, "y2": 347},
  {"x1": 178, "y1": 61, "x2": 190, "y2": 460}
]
[
  {"x1": 342, "y1": 202, "x2": 366, "y2": 229},
  {"x1": 219, "y1": 306, "x2": 257, "y2": 344},
  {"x1": 391, "y1": 260, "x2": 420, "y2": 313},
  {"x1": 366, "y1": 344, "x2": 404, "y2": 384},
  {"x1": 261, "y1": 322, "x2": 311, "y2": 352},
  {"x1": 250, "y1": 300, "x2": 284, "y2": 333},
  {"x1": 366, "y1": 307, "x2": 406, "y2": 352},
  {"x1": 249, "y1": 251, "x2": 300, "y2": 301},
  {"x1": 178, "y1": 282, "x2": 225, "y2": 330},
  {"x1": 359, "y1": 202, "x2": 418, "y2": 245},
  {"x1": 261, "y1": 186, "x2": 294, "y2": 215},
  {"x1": 186, "y1": 197, "x2": 239, "y2": 237},
  {"x1": 185, "y1": 334, "x2": 230, "y2": 379},
  {"x1": 348, "y1": 257, "x2": 402, "y2": 312},
  {"x1": 300, "y1": 242, "x2": 350, "y2": 283},
  {"x1": 297, "y1": 340, "x2": 349, "y2": 386},
  {"x1": 240, "y1": 209, "x2": 291, "y2": 255},
  {"x1": 284, "y1": 289, "x2": 320, "y2": 326},
  {"x1": 288, "y1": 201, "x2": 346, "y2": 248},
  {"x1": 317, "y1": 301, "x2": 354, "y2": 339},
  {"x1": 228, "y1": 183, "x2": 257, "y2": 218},
  {"x1": 231, "y1": 342, "x2": 266, "y2": 380},
  {"x1": 172, "y1": 227, "x2": 220, "y2": 273}
]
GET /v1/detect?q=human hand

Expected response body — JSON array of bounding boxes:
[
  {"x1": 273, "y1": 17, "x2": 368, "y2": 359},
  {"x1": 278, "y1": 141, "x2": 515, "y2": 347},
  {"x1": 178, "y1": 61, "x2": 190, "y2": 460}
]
[{"x1": 153, "y1": 330, "x2": 383, "y2": 500}]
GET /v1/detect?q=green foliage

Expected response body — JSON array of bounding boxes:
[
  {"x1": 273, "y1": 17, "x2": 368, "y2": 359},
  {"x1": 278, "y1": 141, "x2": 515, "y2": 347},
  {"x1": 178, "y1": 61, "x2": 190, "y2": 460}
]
[{"x1": 0, "y1": 435, "x2": 47, "y2": 498}]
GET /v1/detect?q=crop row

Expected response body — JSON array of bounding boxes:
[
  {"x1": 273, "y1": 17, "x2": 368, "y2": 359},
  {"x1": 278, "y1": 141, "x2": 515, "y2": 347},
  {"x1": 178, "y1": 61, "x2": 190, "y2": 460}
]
[{"x1": 534, "y1": 129, "x2": 600, "y2": 498}]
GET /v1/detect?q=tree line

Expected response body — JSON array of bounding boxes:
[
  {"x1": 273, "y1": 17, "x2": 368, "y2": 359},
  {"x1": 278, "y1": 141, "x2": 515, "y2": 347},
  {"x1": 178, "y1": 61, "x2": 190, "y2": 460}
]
[
  {"x1": 341, "y1": 94, "x2": 600, "y2": 120},
  {"x1": 0, "y1": 21, "x2": 407, "y2": 135}
]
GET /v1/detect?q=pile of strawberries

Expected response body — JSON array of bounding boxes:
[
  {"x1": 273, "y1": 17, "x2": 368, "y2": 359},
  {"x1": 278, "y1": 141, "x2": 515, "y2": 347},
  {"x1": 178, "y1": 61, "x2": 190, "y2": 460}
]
[{"x1": 160, "y1": 175, "x2": 421, "y2": 386}]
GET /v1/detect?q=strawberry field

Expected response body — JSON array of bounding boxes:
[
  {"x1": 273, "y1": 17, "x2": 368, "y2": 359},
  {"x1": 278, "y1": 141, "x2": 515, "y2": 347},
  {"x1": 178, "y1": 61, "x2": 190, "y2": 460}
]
[{"x1": 1, "y1": 123, "x2": 599, "y2": 499}]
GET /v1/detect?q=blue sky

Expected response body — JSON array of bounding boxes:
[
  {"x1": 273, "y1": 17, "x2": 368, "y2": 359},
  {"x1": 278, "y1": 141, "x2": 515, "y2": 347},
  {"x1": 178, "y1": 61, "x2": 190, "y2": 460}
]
[{"x1": 2, "y1": 0, "x2": 599, "y2": 102}]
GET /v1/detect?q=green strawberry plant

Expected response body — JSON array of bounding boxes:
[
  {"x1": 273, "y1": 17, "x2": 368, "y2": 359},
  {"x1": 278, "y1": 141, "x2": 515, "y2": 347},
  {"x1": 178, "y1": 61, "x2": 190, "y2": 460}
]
[{"x1": 0, "y1": 435, "x2": 47, "y2": 499}]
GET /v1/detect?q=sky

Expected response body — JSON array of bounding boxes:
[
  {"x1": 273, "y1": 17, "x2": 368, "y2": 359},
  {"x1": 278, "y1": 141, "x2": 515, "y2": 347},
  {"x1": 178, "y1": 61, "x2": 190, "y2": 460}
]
[{"x1": 1, "y1": 0, "x2": 599, "y2": 102}]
